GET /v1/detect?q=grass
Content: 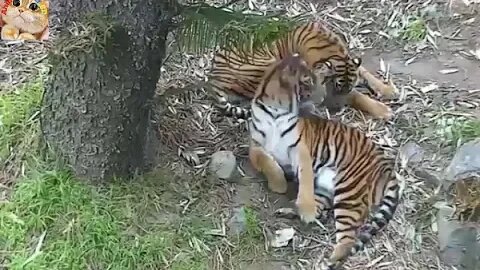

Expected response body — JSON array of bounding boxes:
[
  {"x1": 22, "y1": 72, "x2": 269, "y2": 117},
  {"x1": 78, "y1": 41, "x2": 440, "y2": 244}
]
[
  {"x1": 400, "y1": 17, "x2": 427, "y2": 42},
  {"x1": 433, "y1": 115, "x2": 480, "y2": 146},
  {"x1": 0, "y1": 79, "x2": 43, "y2": 169},
  {"x1": 0, "y1": 168, "x2": 221, "y2": 270},
  {"x1": 0, "y1": 80, "x2": 266, "y2": 270}
]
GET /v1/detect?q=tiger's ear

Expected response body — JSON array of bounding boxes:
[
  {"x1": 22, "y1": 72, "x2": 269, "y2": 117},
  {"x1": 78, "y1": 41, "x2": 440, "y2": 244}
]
[{"x1": 352, "y1": 57, "x2": 362, "y2": 67}]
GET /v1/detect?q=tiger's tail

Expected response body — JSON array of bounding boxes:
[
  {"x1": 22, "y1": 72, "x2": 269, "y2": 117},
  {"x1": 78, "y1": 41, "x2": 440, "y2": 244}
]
[
  {"x1": 205, "y1": 82, "x2": 252, "y2": 120},
  {"x1": 214, "y1": 98, "x2": 251, "y2": 120}
]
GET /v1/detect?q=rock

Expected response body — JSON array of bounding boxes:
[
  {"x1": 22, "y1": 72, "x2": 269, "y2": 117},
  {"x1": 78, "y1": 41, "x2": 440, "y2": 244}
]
[
  {"x1": 444, "y1": 139, "x2": 480, "y2": 188},
  {"x1": 209, "y1": 150, "x2": 237, "y2": 180},
  {"x1": 436, "y1": 205, "x2": 480, "y2": 270},
  {"x1": 399, "y1": 142, "x2": 425, "y2": 167},
  {"x1": 227, "y1": 207, "x2": 246, "y2": 235}
]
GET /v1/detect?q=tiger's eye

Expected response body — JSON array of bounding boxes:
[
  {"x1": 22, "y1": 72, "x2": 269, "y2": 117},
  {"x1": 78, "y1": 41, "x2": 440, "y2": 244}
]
[
  {"x1": 29, "y1": 2, "x2": 39, "y2": 10},
  {"x1": 13, "y1": 0, "x2": 20, "y2": 7}
]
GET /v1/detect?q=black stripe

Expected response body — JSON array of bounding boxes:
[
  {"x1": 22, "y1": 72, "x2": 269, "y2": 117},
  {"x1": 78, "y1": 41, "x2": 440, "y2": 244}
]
[
  {"x1": 251, "y1": 120, "x2": 266, "y2": 138},
  {"x1": 287, "y1": 137, "x2": 301, "y2": 153},
  {"x1": 255, "y1": 101, "x2": 275, "y2": 119},
  {"x1": 281, "y1": 121, "x2": 297, "y2": 137}
]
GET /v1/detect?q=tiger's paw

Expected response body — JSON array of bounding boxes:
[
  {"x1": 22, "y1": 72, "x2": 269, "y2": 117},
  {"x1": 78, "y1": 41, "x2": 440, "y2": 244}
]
[
  {"x1": 379, "y1": 81, "x2": 398, "y2": 99},
  {"x1": 268, "y1": 179, "x2": 288, "y2": 194},
  {"x1": 296, "y1": 199, "x2": 317, "y2": 224},
  {"x1": 371, "y1": 103, "x2": 393, "y2": 120}
]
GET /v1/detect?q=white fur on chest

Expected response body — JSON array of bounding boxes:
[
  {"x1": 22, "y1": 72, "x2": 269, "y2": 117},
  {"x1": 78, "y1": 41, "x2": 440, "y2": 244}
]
[{"x1": 249, "y1": 105, "x2": 299, "y2": 167}]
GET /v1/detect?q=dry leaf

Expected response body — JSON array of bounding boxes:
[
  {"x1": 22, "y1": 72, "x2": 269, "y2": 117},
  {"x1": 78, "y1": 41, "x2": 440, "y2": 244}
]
[
  {"x1": 420, "y1": 83, "x2": 438, "y2": 93},
  {"x1": 270, "y1": 227, "x2": 295, "y2": 248},
  {"x1": 470, "y1": 48, "x2": 480, "y2": 60},
  {"x1": 439, "y1": 68, "x2": 459, "y2": 74},
  {"x1": 405, "y1": 57, "x2": 416, "y2": 66}
]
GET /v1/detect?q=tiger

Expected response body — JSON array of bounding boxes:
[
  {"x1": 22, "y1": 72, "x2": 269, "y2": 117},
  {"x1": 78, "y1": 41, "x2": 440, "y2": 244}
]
[
  {"x1": 207, "y1": 20, "x2": 396, "y2": 121},
  {"x1": 248, "y1": 54, "x2": 400, "y2": 269}
]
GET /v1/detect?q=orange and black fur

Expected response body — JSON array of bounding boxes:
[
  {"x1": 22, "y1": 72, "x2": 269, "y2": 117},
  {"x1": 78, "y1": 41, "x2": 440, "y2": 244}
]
[
  {"x1": 248, "y1": 54, "x2": 400, "y2": 269},
  {"x1": 208, "y1": 20, "x2": 395, "y2": 120}
]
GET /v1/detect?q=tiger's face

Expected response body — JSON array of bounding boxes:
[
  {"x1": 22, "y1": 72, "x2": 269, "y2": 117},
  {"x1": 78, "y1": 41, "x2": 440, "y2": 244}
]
[
  {"x1": 327, "y1": 56, "x2": 362, "y2": 95},
  {"x1": 277, "y1": 54, "x2": 326, "y2": 106},
  {"x1": 302, "y1": 57, "x2": 361, "y2": 114}
]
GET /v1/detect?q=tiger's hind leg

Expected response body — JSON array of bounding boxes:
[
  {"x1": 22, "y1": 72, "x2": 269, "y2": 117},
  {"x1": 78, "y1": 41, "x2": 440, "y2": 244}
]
[
  {"x1": 249, "y1": 140, "x2": 288, "y2": 194},
  {"x1": 347, "y1": 90, "x2": 393, "y2": 120},
  {"x1": 323, "y1": 191, "x2": 369, "y2": 270},
  {"x1": 358, "y1": 66, "x2": 397, "y2": 99}
]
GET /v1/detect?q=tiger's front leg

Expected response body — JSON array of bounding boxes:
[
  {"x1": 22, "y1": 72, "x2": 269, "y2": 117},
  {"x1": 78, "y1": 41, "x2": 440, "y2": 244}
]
[
  {"x1": 295, "y1": 142, "x2": 317, "y2": 224},
  {"x1": 249, "y1": 140, "x2": 288, "y2": 194},
  {"x1": 358, "y1": 66, "x2": 397, "y2": 99},
  {"x1": 347, "y1": 90, "x2": 393, "y2": 120}
]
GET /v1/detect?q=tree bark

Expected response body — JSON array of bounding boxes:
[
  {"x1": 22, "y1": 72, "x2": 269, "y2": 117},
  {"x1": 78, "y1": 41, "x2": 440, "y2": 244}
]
[{"x1": 41, "y1": 0, "x2": 176, "y2": 182}]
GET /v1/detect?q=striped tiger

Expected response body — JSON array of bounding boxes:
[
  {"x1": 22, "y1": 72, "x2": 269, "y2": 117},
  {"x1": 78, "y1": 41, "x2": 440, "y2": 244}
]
[
  {"x1": 207, "y1": 20, "x2": 395, "y2": 121},
  {"x1": 248, "y1": 54, "x2": 400, "y2": 269}
]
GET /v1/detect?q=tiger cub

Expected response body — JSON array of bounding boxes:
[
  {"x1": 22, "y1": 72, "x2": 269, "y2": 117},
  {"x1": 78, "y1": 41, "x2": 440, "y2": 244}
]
[
  {"x1": 248, "y1": 54, "x2": 400, "y2": 269},
  {"x1": 208, "y1": 20, "x2": 395, "y2": 120}
]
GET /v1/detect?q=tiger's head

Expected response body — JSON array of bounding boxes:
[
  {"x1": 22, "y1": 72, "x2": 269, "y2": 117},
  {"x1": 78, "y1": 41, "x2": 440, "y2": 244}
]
[
  {"x1": 302, "y1": 56, "x2": 362, "y2": 114},
  {"x1": 254, "y1": 53, "x2": 326, "y2": 113},
  {"x1": 321, "y1": 55, "x2": 362, "y2": 96}
]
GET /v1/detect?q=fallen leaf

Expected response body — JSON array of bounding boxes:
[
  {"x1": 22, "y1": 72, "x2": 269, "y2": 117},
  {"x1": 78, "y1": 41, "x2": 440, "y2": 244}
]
[
  {"x1": 470, "y1": 48, "x2": 480, "y2": 60},
  {"x1": 439, "y1": 69, "x2": 459, "y2": 74},
  {"x1": 462, "y1": 18, "x2": 475, "y2": 25},
  {"x1": 420, "y1": 83, "x2": 438, "y2": 93},
  {"x1": 405, "y1": 57, "x2": 416, "y2": 66},
  {"x1": 270, "y1": 227, "x2": 295, "y2": 248}
]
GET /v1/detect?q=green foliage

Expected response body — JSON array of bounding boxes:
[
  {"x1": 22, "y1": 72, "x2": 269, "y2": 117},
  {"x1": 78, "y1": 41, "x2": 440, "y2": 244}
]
[
  {"x1": 176, "y1": 3, "x2": 307, "y2": 54},
  {"x1": 434, "y1": 116, "x2": 480, "y2": 146},
  {"x1": 0, "y1": 168, "x2": 216, "y2": 269},
  {"x1": 400, "y1": 17, "x2": 427, "y2": 42},
  {"x1": 0, "y1": 79, "x2": 43, "y2": 167}
]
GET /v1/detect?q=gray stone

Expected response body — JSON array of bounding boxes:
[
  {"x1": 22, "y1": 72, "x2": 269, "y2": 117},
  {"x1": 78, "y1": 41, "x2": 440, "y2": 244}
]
[
  {"x1": 437, "y1": 205, "x2": 480, "y2": 270},
  {"x1": 209, "y1": 150, "x2": 237, "y2": 180},
  {"x1": 399, "y1": 142, "x2": 425, "y2": 166},
  {"x1": 445, "y1": 139, "x2": 480, "y2": 187},
  {"x1": 227, "y1": 207, "x2": 246, "y2": 235}
]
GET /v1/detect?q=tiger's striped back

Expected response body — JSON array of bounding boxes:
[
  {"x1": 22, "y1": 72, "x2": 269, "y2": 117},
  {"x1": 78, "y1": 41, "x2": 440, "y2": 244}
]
[
  {"x1": 209, "y1": 20, "x2": 362, "y2": 119},
  {"x1": 249, "y1": 54, "x2": 400, "y2": 269}
]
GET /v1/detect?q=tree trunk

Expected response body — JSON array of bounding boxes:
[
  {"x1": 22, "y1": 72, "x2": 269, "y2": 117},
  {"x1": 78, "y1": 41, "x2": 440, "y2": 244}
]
[{"x1": 41, "y1": 0, "x2": 176, "y2": 182}]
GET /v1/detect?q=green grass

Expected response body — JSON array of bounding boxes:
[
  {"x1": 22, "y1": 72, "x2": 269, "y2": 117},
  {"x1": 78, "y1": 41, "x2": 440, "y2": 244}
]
[
  {"x1": 0, "y1": 79, "x2": 43, "y2": 166},
  {"x1": 0, "y1": 80, "x2": 267, "y2": 270},
  {"x1": 433, "y1": 116, "x2": 480, "y2": 146},
  {"x1": 0, "y1": 168, "x2": 219, "y2": 270},
  {"x1": 401, "y1": 17, "x2": 427, "y2": 42}
]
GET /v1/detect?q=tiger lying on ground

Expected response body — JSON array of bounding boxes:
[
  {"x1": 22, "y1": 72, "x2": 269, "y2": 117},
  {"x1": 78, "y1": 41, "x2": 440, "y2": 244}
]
[
  {"x1": 207, "y1": 20, "x2": 396, "y2": 121},
  {"x1": 248, "y1": 54, "x2": 400, "y2": 269}
]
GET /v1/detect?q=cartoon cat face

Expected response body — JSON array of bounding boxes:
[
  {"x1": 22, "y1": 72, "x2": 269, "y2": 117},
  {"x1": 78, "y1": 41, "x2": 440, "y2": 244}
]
[{"x1": 3, "y1": 0, "x2": 48, "y2": 34}]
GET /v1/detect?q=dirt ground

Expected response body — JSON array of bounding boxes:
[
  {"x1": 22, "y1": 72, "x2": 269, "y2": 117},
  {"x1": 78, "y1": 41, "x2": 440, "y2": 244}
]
[{"x1": 155, "y1": 0, "x2": 480, "y2": 269}]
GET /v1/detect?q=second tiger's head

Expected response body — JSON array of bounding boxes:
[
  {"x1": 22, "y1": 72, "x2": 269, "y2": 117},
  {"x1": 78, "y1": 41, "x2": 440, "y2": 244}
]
[{"x1": 255, "y1": 53, "x2": 326, "y2": 110}]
